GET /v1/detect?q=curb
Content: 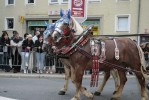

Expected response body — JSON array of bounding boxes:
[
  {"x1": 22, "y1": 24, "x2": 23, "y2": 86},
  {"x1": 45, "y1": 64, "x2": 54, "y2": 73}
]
[{"x1": 0, "y1": 73, "x2": 138, "y2": 79}]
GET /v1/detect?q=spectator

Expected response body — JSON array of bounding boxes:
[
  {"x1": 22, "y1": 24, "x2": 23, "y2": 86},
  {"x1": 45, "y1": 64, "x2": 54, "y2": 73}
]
[
  {"x1": 32, "y1": 31, "x2": 40, "y2": 72},
  {"x1": 24, "y1": 33, "x2": 29, "y2": 40},
  {"x1": 11, "y1": 31, "x2": 17, "y2": 40},
  {"x1": 32, "y1": 31, "x2": 40, "y2": 43},
  {"x1": 11, "y1": 32, "x2": 23, "y2": 73},
  {"x1": 0, "y1": 31, "x2": 11, "y2": 72},
  {"x1": 34, "y1": 35, "x2": 45, "y2": 74},
  {"x1": 0, "y1": 31, "x2": 6, "y2": 70},
  {"x1": 21, "y1": 34, "x2": 34, "y2": 73},
  {"x1": 55, "y1": 57, "x2": 64, "y2": 74},
  {"x1": 143, "y1": 43, "x2": 149, "y2": 70},
  {"x1": 21, "y1": 33, "x2": 29, "y2": 71},
  {"x1": 45, "y1": 44, "x2": 55, "y2": 74}
]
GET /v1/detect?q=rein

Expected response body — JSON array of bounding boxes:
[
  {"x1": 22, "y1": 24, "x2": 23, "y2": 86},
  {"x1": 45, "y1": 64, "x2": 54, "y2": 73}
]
[{"x1": 76, "y1": 45, "x2": 142, "y2": 74}]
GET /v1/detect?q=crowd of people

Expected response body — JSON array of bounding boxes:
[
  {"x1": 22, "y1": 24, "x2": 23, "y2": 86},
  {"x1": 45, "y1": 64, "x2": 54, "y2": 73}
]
[
  {"x1": 0, "y1": 30, "x2": 149, "y2": 75},
  {"x1": 0, "y1": 31, "x2": 64, "y2": 74},
  {"x1": 141, "y1": 43, "x2": 149, "y2": 70}
]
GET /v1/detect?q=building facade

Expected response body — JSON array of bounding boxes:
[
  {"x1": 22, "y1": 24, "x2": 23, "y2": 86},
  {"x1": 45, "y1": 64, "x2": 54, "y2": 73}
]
[{"x1": 0, "y1": 0, "x2": 149, "y2": 41}]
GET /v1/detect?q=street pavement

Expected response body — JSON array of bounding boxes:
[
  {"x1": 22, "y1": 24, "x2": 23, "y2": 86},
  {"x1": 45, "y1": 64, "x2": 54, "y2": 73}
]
[{"x1": 0, "y1": 74, "x2": 148, "y2": 100}]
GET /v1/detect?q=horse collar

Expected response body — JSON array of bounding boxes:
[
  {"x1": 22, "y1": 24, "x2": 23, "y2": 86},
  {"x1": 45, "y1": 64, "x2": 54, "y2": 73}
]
[{"x1": 61, "y1": 34, "x2": 90, "y2": 56}]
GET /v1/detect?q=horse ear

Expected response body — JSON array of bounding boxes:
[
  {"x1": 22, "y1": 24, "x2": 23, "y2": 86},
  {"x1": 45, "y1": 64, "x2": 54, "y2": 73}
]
[
  {"x1": 45, "y1": 21, "x2": 48, "y2": 26},
  {"x1": 67, "y1": 9, "x2": 71, "y2": 19},
  {"x1": 60, "y1": 9, "x2": 64, "y2": 17},
  {"x1": 51, "y1": 23, "x2": 55, "y2": 29}
]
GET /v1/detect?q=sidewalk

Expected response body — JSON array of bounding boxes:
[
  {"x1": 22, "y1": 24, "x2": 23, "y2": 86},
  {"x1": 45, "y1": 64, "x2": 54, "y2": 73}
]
[{"x1": 0, "y1": 72, "x2": 138, "y2": 79}]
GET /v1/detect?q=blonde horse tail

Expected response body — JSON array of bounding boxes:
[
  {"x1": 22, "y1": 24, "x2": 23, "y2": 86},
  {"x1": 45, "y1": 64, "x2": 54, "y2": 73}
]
[{"x1": 136, "y1": 44, "x2": 147, "y2": 78}]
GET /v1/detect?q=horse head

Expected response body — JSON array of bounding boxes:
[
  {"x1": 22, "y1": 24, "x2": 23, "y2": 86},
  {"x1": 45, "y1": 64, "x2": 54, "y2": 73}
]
[
  {"x1": 43, "y1": 22, "x2": 55, "y2": 45},
  {"x1": 51, "y1": 9, "x2": 83, "y2": 49}
]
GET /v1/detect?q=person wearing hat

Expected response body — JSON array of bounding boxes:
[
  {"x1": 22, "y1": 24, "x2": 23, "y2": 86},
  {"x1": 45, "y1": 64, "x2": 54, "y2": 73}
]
[{"x1": 21, "y1": 34, "x2": 34, "y2": 73}]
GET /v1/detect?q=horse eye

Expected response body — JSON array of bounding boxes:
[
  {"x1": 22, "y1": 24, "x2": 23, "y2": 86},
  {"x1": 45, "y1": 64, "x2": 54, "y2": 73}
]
[{"x1": 64, "y1": 23, "x2": 69, "y2": 26}]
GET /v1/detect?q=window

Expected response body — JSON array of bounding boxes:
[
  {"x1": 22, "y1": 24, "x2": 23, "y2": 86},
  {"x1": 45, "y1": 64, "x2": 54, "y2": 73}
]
[
  {"x1": 88, "y1": 0, "x2": 101, "y2": 2},
  {"x1": 49, "y1": 0, "x2": 58, "y2": 4},
  {"x1": 116, "y1": 0, "x2": 130, "y2": 2},
  {"x1": 5, "y1": 0, "x2": 15, "y2": 6},
  {"x1": 49, "y1": 0, "x2": 68, "y2": 4},
  {"x1": 28, "y1": 0, "x2": 34, "y2": 3},
  {"x1": 62, "y1": 0, "x2": 68, "y2": 3},
  {"x1": 5, "y1": 17, "x2": 15, "y2": 30},
  {"x1": 115, "y1": 15, "x2": 130, "y2": 32},
  {"x1": 25, "y1": 0, "x2": 35, "y2": 5}
]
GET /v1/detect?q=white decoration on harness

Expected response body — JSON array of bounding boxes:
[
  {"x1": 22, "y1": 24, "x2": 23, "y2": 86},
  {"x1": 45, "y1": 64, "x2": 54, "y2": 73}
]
[
  {"x1": 90, "y1": 40, "x2": 99, "y2": 56},
  {"x1": 114, "y1": 39, "x2": 119, "y2": 60},
  {"x1": 99, "y1": 42, "x2": 106, "y2": 63}
]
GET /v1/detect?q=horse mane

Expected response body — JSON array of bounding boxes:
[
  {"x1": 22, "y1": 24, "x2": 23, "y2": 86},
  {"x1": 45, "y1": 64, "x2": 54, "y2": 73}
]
[{"x1": 70, "y1": 17, "x2": 83, "y2": 35}]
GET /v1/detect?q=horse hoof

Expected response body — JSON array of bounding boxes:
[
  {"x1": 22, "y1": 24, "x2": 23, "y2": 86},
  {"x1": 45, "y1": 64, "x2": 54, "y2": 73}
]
[
  {"x1": 83, "y1": 87, "x2": 87, "y2": 90},
  {"x1": 111, "y1": 97, "x2": 120, "y2": 100},
  {"x1": 94, "y1": 91, "x2": 101, "y2": 96},
  {"x1": 146, "y1": 83, "x2": 149, "y2": 90},
  {"x1": 71, "y1": 96, "x2": 80, "y2": 100},
  {"x1": 58, "y1": 91, "x2": 66, "y2": 95},
  {"x1": 113, "y1": 91, "x2": 117, "y2": 95},
  {"x1": 89, "y1": 94, "x2": 94, "y2": 100}
]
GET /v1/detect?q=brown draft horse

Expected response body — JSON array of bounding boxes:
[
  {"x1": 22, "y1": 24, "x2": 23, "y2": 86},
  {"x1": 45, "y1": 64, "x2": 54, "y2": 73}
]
[
  {"x1": 58, "y1": 60, "x2": 120, "y2": 96},
  {"x1": 49, "y1": 11, "x2": 148, "y2": 100},
  {"x1": 44, "y1": 20, "x2": 120, "y2": 96}
]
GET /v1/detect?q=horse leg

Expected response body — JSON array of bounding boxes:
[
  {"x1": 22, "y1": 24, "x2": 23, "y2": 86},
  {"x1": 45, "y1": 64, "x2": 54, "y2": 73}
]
[
  {"x1": 80, "y1": 86, "x2": 93, "y2": 99},
  {"x1": 110, "y1": 69, "x2": 120, "y2": 94},
  {"x1": 135, "y1": 69, "x2": 148, "y2": 100},
  {"x1": 111, "y1": 70, "x2": 127, "y2": 100},
  {"x1": 94, "y1": 71, "x2": 110, "y2": 96},
  {"x1": 58, "y1": 65, "x2": 70, "y2": 95},
  {"x1": 94, "y1": 69, "x2": 120, "y2": 96},
  {"x1": 71, "y1": 67, "x2": 93, "y2": 100}
]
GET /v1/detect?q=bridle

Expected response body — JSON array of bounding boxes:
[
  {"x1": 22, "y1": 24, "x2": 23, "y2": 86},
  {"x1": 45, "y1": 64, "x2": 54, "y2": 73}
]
[{"x1": 54, "y1": 26, "x2": 71, "y2": 38}]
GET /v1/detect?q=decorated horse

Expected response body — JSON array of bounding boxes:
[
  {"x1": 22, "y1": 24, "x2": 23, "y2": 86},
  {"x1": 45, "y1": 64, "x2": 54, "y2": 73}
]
[
  {"x1": 45, "y1": 10, "x2": 148, "y2": 100},
  {"x1": 43, "y1": 15, "x2": 120, "y2": 97}
]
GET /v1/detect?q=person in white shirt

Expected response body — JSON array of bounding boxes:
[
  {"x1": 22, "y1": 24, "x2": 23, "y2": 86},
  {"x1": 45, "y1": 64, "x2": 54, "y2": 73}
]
[
  {"x1": 32, "y1": 31, "x2": 40, "y2": 72},
  {"x1": 32, "y1": 31, "x2": 40, "y2": 43},
  {"x1": 10, "y1": 32, "x2": 23, "y2": 73}
]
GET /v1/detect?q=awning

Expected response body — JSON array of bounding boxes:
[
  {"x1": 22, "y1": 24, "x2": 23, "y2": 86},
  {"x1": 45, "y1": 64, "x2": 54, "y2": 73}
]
[
  {"x1": 81, "y1": 21, "x2": 99, "y2": 26},
  {"x1": 28, "y1": 21, "x2": 48, "y2": 27}
]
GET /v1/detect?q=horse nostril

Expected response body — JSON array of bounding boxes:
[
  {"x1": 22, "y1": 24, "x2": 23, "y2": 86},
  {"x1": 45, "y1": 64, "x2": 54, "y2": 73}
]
[{"x1": 54, "y1": 36, "x2": 58, "y2": 41}]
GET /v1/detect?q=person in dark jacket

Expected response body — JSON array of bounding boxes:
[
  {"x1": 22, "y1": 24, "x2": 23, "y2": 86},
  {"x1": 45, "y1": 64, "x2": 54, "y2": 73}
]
[
  {"x1": 34, "y1": 34, "x2": 45, "y2": 73},
  {"x1": 0, "y1": 31, "x2": 11, "y2": 72},
  {"x1": 21, "y1": 34, "x2": 34, "y2": 73},
  {"x1": 142, "y1": 43, "x2": 149, "y2": 70}
]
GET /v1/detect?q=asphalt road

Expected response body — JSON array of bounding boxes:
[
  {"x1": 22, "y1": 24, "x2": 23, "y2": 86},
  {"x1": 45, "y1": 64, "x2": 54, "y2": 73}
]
[{"x1": 0, "y1": 77, "x2": 148, "y2": 100}]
